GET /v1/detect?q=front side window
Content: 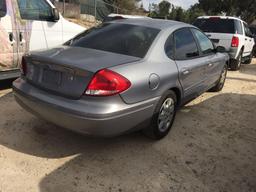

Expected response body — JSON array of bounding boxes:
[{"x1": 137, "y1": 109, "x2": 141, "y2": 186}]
[
  {"x1": 192, "y1": 29, "x2": 215, "y2": 55},
  {"x1": 17, "y1": 0, "x2": 53, "y2": 21},
  {"x1": 0, "y1": 0, "x2": 6, "y2": 17},
  {"x1": 174, "y1": 28, "x2": 199, "y2": 60},
  {"x1": 67, "y1": 23, "x2": 160, "y2": 58}
]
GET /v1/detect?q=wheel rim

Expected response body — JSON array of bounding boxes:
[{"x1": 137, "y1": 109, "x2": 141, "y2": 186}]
[{"x1": 158, "y1": 98, "x2": 175, "y2": 132}]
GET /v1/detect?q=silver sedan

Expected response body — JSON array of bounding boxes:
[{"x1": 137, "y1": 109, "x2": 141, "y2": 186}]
[{"x1": 13, "y1": 18, "x2": 229, "y2": 139}]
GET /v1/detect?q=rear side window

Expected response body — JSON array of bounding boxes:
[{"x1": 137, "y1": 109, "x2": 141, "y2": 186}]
[
  {"x1": 244, "y1": 23, "x2": 252, "y2": 37},
  {"x1": 68, "y1": 23, "x2": 160, "y2": 58},
  {"x1": 194, "y1": 18, "x2": 236, "y2": 34},
  {"x1": 17, "y1": 0, "x2": 53, "y2": 21},
  {"x1": 174, "y1": 28, "x2": 199, "y2": 60},
  {"x1": 0, "y1": 0, "x2": 6, "y2": 17},
  {"x1": 192, "y1": 29, "x2": 215, "y2": 55},
  {"x1": 234, "y1": 20, "x2": 243, "y2": 35},
  {"x1": 165, "y1": 34, "x2": 174, "y2": 59}
]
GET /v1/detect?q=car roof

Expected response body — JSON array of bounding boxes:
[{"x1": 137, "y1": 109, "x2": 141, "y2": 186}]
[
  {"x1": 197, "y1": 16, "x2": 246, "y2": 23},
  {"x1": 108, "y1": 18, "x2": 192, "y2": 30},
  {"x1": 107, "y1": 13, "x2": 149, "y2": 19}
]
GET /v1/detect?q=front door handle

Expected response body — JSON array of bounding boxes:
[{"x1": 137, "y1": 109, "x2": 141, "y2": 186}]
[
  {"x1": 8, "y1": 32, "x2": 15, "y2": 46},
  {"x1": 19, "y1": 32, "x2": 23, "y2": 42},
  {"x1": 208, "y1": 63, "x2": 213, "y2": 67}
]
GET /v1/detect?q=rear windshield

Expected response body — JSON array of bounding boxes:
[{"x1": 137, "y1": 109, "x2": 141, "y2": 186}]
[
  {"x1": 194, "y1": 18, "x2": 241, "y2": 34},
  {"x1": 66, "y1": 23, "x2": 160, "y2": 58}
]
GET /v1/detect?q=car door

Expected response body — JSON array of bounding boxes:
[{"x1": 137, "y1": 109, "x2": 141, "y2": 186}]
[
  {"x1": 173, "y1": 28, "x2": 209, "y2": 102},
  {"x1": 16, "y1": 0, "x2": 50, "y2": 57},
  {"x1": 191, "y1": 28, "x2": 223, "y2": 88},
  {"x1": 243, "y1": 22, "x2": 254, "y2": 56},
  {"x1": 0, "y1": 0, "x2": 19, "y2": 71}
]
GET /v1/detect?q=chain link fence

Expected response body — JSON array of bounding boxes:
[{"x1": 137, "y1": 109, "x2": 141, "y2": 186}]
[{"x1": 53, "y1": 0, "x2": 126, "y2": 22}]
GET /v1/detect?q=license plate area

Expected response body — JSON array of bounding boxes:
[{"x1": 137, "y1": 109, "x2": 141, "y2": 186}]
[{"x1": 42, "y1": 68, "x2": 62, "y2": 87}]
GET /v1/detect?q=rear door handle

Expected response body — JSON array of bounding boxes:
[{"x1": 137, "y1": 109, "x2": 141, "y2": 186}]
[
  {"x1": 208, "y1": 63, "x2": 213, "y2": 67},
  {"x1": 182, "y1": 69, "x2": 190, "y2": 75}
]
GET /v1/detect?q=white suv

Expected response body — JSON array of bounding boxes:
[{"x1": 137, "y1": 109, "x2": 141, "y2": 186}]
[{"x1": 194, "y1": 16, "x2": 255, "y2": 70}]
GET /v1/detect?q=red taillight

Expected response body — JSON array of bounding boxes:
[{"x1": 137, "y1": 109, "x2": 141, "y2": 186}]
[
  {"x1": 85, "y1": 69, "x2": 131, "y2": 96},
  {"x1": 21, "y1": 57, "x2": 27, "y2": 76},
  {"x1": 231, "y1": 36, "x2": 239, "y2": 47}
]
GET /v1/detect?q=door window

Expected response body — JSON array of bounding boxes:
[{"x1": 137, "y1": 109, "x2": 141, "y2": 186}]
[
  {"x1": 244, "y1": 23, "x2": 252, "y2": 37},
  {"x1": 0, "y1": 0, "x2": 6, "y2": 17},
  {"x1": 192, "y1": 29, "x2": 215, "y2": 55},
  {"x1": 17, "y1": 0, "x2": 53, "y2": 21},
  {"x1": 174, "y1": 28, "x2": 199, "y2": 60},
  {"x1": 165, "y1": 34, "x2": 174, "y2": 59}
]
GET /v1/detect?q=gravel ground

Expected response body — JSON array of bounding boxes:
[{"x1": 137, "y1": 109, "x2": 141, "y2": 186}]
[{"x1": 0, "y1": 60, "x2": 256, "y2": 192}]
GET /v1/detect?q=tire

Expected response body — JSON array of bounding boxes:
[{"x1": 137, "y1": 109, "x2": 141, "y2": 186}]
[
  {"x1": 230, "y1": 50, "x2": 242, "y2": 71},
  {"x1": 143, "y1": 90, "x2": 177, "y2": 140},
  {"x1": 243, "y1": 52, "x2": 253, "y2": 64},
  {"x1": 209, "y1": 64, "x2": 228, "y2": 92}
]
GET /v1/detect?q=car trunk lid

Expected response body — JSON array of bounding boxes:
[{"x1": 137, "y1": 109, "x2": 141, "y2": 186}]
[{"x1": 24, "y1": 46, "x2": 141, "y2": 99}]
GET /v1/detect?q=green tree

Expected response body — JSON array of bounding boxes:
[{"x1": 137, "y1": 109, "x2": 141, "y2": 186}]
[{"x1": 158, "y1": 0, "x2": 171, "y2": 18}]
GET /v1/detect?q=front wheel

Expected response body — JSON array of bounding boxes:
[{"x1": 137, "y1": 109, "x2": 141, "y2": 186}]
[
  {"x1": 143, "y1": 90, "x2": 177, "y2": 140},
  {"x1": 209, "y1": 64, "x2": 228, "y2": 92}
]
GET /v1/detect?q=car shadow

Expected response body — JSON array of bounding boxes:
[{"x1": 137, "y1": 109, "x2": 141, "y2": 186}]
[
  {"x1": 240, "y1": 63, "x2": 256, "y2": 76},
  {"x1": 0, "y1": 93, "x2": 255, "y2": 191},
  {"x1": 0, "y1": 78, "x2": 16, "y2": 90}
]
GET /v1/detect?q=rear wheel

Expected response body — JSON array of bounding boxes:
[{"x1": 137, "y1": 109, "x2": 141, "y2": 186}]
[
  {"x1": 243, "y1": 52, "x2": 253, "y2": 64},
  {"x1": 143, "y1": 90, "x2": 177, "y2": 140},
  {"x1": 230, "y1": 50, "x2": 242, "y2": 71},
  {"x1": 209, "y1": 64, "x2": 228, "y2": 92}
]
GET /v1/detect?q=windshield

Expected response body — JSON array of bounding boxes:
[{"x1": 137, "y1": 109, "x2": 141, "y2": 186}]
[
  {"x1": 194, "y1": 18, "x2": 237, "y2": 34},
  {"x1": 66, "y1": 23, "x2": 160, "y2": 58}
]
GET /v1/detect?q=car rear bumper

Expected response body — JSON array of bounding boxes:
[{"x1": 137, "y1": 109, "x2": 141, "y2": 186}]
[{"x1": 13, "y1": 78, "x2": 160, "y2": 137}]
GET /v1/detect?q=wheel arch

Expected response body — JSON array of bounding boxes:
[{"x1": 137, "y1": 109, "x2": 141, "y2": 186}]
[{"x1": 169, "y1": 87, "x2": 182, "y2": 107}]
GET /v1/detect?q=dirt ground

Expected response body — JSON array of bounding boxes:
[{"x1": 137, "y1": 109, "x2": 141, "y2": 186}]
[{"x1": 0, "y1": 60, "x2": 256, "y2": 192}]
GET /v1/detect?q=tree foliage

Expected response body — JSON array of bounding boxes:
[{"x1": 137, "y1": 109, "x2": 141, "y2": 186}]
[
  {"x1": 148, "y1": 0, "x2": 256, "y2": 23},
  {"x1": 103, "y1": 0, "x2": 136, "y2": 12}
]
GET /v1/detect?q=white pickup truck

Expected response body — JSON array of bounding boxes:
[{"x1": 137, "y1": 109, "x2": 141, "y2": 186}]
[
  {"x1": 0, "y1": 0, "x2": 85, "y2": 80},
  {"x1": 194, "y1": 16, "x2": 255, "y2": 70}
]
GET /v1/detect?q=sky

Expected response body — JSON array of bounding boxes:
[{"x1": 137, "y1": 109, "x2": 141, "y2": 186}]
[{"x1": 142, "y1": 0, "x2": 198, "y2": 10}]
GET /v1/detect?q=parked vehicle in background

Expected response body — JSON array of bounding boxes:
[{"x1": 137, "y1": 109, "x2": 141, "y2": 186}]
[
  {"x1": 249, "y1": 25, "x2": 256, "y2": 57},
  {"x1": 103, "y1": 13, "x2": 150, "y2": 22},
  {"x1": 194, "y1": 16, "x2": 255, "y2": 70},
  {"x1": 0, "y1": 0, "x2": 85, "y2": 80},
  {"x1": 13, "y1": 19, "x2": 229, "y2": 140}
]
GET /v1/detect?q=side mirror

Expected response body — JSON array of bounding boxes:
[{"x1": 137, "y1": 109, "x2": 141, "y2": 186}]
[
  {"x1": 52, "y1": 8, "x2": 60, "y2": 22},
  {"x1": 215, "y1": 46, "x2": 226, "y2": 53}
]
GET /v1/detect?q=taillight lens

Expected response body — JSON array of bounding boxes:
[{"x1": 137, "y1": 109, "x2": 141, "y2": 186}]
[
  {"x1": 231, "y1": 36, "x2": 239, "y2": 47},
  {"x1": 21, "y1": 57, "x2": 27, "y2": 76},
  {"x1": 85, "y1": 69, "x2": 131, "y2": 96}
]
